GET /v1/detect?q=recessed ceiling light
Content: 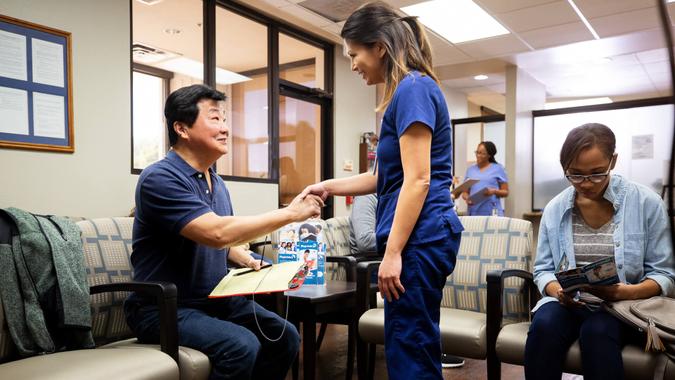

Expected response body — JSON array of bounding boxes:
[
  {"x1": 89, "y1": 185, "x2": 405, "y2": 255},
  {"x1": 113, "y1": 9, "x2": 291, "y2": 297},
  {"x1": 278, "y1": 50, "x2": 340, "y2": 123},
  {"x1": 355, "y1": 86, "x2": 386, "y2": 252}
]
[
  {"x1": 401, "y1": 0, "x2": 509, "y2": 44},
  {"x1": 567, "y1": 0, "x2": 599, "y2": 40},
  {"x1": 474, "y1": 74, "x2": 488, "y2": 81},
  {"x1": 545, "y1": 97, "x2": 612, "y2": 109}
]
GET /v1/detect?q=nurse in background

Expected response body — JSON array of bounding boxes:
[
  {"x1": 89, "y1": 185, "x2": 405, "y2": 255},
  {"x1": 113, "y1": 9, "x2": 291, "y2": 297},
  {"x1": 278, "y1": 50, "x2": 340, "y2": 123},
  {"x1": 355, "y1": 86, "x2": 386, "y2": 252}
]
[{"x1": 461, "y1": 141, "x2": 509, "y2": 216}]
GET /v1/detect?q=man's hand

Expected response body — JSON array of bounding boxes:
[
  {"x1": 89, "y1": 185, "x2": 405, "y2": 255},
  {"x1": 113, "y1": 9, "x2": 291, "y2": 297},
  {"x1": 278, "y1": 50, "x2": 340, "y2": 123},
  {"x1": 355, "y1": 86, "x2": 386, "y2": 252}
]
[
  {"x1": 300, "y1": 183, "x2": 330, "y2": 201},
  {"x1": 288, "y1": 193, "x2": 323, "y2": 220},
  {"x1": 378, "y1": 251, "x2": 405, "y2": 302},
  {"x1": 245, "y1": 255, "x2": 262, "y2": 271}
]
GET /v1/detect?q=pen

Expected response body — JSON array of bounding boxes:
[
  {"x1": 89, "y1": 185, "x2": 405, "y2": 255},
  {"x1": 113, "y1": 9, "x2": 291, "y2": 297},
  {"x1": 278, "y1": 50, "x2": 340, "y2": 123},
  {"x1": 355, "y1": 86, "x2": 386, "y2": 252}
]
[{"x1": 234, "y1": 263, "x2": 272, "y2": 276}]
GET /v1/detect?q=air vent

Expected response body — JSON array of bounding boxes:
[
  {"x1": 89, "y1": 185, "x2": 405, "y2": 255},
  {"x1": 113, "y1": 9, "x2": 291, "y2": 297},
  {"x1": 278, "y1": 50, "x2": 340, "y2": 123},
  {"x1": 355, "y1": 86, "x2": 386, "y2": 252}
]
[
  {"x1": 132, "y1": 43, "x2": 180, "y2": 65},
  {"x1": 298, "y1": 0, "x2": 368, "y2": 22}
]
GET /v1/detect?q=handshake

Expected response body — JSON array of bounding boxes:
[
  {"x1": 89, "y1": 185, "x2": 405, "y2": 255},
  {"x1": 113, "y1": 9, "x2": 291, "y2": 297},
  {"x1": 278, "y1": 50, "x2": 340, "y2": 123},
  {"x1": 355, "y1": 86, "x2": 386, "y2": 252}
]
[{"x1": 287, "y1": 183, "x2": 330, "y2": 221}]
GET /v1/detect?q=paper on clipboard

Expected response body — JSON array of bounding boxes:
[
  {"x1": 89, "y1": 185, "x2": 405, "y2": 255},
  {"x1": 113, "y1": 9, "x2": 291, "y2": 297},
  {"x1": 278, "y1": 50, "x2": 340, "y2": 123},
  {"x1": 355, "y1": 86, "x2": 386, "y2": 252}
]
[
  {"x1": 468, "y1": 186, "x2": 490, "y2": 204},
  {"x1": 209, "y1": 261, "x2": 306, "y2": 298},
  {"x1": 451, "y1": 178, "x2": 479, "y2": 198}
]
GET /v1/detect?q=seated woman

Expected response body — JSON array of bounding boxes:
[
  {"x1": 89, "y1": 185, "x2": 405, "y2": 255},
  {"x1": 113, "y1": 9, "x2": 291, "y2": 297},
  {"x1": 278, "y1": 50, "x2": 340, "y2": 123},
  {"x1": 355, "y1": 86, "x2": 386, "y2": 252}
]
[{"x1": 525, "y1": 123, "x2": 675, "y2": 380}]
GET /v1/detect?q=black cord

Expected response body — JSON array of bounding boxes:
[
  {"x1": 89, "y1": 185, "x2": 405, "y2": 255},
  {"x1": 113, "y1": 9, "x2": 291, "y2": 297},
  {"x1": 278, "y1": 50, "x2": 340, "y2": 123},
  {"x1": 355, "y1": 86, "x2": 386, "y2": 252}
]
[{"x1": 655, "y1": 0, "x2": 675, "y2": 245}]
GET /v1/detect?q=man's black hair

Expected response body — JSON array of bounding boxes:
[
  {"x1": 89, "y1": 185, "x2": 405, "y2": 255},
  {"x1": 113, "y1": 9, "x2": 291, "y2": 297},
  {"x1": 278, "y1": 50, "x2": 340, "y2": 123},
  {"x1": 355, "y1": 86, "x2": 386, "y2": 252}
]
[{"x1": 164, "y1": 84, "x2": 227, "y2": 146}]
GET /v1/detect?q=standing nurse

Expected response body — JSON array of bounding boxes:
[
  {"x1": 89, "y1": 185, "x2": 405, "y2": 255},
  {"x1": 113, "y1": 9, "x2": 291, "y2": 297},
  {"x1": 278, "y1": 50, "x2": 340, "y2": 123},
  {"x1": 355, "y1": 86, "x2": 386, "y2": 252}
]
[
  {"x1": 461, "y1": 141, "x2": 509, "y2": 216},
  {"x1": 301, "y1": 2, "x2": 463, "y2": 378}
]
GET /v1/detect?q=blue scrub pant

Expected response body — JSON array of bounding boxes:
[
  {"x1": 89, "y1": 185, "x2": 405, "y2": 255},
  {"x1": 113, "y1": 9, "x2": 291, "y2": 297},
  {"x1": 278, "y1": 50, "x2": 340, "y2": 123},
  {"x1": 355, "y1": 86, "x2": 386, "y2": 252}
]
[
  {"x1": 524, "y1": 301, "x2": 641, "y2": 380},
  {"x1": 383, "y1": 233, "x2": 460, "y2": 380},
  {"x1": 126, "y1": 296, "x2": 299, "y2": 380}
]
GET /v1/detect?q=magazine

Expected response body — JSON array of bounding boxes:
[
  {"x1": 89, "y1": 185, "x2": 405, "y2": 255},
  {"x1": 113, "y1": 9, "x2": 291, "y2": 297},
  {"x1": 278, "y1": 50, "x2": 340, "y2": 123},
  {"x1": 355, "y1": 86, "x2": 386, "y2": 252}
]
[
  {"x1": 555, "y1": 256, "x2": 620, "y2": 293},
  {"x1": 276, "y1": 220, "x2": 326, "y2": 286}
]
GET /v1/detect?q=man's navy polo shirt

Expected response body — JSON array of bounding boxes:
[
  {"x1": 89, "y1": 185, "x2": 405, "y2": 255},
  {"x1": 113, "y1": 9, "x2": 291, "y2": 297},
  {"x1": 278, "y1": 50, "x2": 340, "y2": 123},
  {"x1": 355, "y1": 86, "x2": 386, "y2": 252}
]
[{"x1": 130, "y1": 150, "x2": 233, "y2": 304}]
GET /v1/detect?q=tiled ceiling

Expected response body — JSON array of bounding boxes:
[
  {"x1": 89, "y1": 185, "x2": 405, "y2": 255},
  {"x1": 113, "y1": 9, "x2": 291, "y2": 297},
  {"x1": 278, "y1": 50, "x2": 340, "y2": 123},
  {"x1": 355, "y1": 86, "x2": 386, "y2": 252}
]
[{"x1": 243, "y1": 0, "x2": 675, "y2": 112}]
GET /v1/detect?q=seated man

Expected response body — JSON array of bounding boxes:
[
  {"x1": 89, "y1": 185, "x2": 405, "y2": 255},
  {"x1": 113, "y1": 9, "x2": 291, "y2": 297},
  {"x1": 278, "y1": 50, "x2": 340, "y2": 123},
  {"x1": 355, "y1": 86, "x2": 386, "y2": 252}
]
[
  {"x1": 124, "y1": 84, "x2": 323, "y2": 380},
  {"x1": 348, "y1": 194, "x2": 465, "y2": 368}
]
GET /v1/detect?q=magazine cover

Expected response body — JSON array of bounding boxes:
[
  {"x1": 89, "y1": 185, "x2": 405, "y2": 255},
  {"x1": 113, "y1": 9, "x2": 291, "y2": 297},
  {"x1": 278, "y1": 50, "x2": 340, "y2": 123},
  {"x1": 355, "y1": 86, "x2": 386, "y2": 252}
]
[
  {"x1": 277, "y1": 221, "x2": 326, "y2": 285},
  {"x1": 555, "y1": 256, "x2": 620, "y2": 292}
]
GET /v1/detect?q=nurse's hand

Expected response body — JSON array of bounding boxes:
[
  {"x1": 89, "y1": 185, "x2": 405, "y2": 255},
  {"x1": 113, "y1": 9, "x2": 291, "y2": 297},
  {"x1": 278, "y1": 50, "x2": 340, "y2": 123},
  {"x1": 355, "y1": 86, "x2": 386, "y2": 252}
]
[
  {"x1": 484, "y1": 188, "x2": 496, "y2": 196},
  {"x1": 300, "y1": 182, "x2": 330, "y2": 202},
  {"x1": 378, "y1": 252, "x2": 405, "y2": 302}
]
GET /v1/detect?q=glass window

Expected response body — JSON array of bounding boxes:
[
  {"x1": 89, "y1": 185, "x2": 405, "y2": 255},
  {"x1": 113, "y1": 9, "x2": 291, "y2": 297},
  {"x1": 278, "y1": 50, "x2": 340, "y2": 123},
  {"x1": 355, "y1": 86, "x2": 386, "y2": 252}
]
[
  {"x1": 279, "y1": 33, "x2": 325, "y2": 90},
  {"x1": 132, "y1": 71, "x2": 166, "y2": 170},
  {"x1": 279, "y1": 96, "x2": 322, "y2": 205},
  {"x1": 214, "y1": 6, "x2": 269, "y2": 179},
  {"x1": 131, "y1": 0, "x2": 203, "y2": 171}
]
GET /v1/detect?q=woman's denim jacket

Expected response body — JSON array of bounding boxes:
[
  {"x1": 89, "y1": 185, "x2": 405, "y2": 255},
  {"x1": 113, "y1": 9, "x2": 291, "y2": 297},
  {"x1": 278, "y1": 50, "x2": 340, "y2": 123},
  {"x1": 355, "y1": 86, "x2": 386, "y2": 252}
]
[{"x1": 533, "y1": 174, "x2": 675, "y2": 312}]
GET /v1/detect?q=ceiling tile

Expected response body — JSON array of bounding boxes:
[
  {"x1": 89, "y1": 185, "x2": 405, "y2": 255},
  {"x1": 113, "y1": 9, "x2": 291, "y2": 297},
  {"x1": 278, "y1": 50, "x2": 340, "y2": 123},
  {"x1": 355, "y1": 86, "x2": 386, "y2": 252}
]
[
  {"x1": 494, "y1": 1, "x2": 579, "y2": 33},
  {"x1": 636, "y1": 48, "x2": 668, "y2": 64},
  {"x1": 574, "y1": 0, "x2": 654, "y2": 19},
  {"x1": 260, "y1": 0, "x2": 292, "y2": 7},
  {"x1": 589, "y1": 8, "x2": 659, "y2": 38},
  {"x1": 642, "y1": 61, "x2": 669, "y2": 76},
  {"x1": 456, "y1": 34, "x2": 530, "y2": 59},
  {"x1": 427, "y1": 33, "x2": 472, "y2": 66},
  {"x1": 518, "y1": 22, "x2": 593, "y2": 49},
  {"x1": 474, "y1": 0, "x2": 558, "y2": 14}
]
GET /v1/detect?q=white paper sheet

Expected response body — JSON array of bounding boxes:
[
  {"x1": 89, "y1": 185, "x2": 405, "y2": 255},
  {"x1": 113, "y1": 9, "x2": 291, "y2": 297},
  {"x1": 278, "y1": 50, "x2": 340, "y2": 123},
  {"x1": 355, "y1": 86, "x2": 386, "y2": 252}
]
[
  {"x1": 0, "y1": 30, "x2": 27, "y2": 81},
  {"x1": 33, "y1": 92, "x2": 65, "y2": 138},
  {"x1": 0, "y1": 86, "x2": 29, "y2": 135},
  {"x1": 31, "y1": 38, "x2": 64, "y2": 87}
]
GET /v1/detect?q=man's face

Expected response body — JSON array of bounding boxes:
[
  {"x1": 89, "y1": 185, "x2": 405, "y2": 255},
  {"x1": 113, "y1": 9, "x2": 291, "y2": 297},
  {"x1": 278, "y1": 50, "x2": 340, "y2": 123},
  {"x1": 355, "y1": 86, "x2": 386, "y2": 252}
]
[{"x1": 181, "y1": 98, "x2": 228, "y2": 157}]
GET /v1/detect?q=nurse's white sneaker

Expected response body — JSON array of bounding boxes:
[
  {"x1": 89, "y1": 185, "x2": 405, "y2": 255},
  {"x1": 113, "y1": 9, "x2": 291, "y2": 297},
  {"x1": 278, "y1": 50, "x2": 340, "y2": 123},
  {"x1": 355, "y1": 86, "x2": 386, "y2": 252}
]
[{"x1": 441, "y1": 354, "x2": 465, "y2": 368}]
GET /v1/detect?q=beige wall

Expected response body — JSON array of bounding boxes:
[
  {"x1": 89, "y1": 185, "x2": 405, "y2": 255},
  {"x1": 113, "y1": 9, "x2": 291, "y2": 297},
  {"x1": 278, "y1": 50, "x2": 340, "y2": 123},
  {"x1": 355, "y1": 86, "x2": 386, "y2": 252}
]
[
  {"x1": 332, "y1": 45, "x2": 377, "y2": 217},
  {"x1": 0, "y1": 0, "x2": 137, "y2": 218}
]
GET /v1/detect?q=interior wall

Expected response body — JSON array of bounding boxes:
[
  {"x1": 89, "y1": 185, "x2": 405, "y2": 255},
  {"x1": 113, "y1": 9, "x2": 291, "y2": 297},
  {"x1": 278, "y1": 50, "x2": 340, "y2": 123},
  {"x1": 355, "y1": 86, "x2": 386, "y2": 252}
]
[
  {"x1": 504, "y1": 65, "x2": 546, "y2": 219},
  {"x1": 0, "y1": 0, "x2": 137, "y2": 218},
  {"x1": 333, "y1": 45, "x2": 377, "y2": 217}
]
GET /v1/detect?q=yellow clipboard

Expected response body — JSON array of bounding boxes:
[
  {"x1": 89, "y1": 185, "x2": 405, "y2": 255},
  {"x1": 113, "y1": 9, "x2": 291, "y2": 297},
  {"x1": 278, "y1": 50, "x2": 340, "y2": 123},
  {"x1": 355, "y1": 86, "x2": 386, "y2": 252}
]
[{"x1": 209, "y1": 261, "x2": 305, "y2": 298}]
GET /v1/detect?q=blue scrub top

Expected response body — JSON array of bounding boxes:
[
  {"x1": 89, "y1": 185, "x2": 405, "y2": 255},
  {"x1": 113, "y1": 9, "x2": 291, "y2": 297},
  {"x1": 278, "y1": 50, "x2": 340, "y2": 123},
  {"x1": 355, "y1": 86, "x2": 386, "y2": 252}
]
[
  {"x1": 464, "y1": 163, "x2": 508, "y2": 216},
  {"x1": 375, "y1": 71, "x2": 462, "y2": 253}
]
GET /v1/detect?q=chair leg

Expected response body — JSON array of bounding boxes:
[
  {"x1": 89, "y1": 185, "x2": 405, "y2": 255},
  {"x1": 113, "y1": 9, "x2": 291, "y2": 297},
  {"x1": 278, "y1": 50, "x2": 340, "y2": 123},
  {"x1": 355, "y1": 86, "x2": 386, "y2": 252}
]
[
  {"x1": 316, "y1": 322, "x2": 328, "y2": 351},
  {"x1": 367, "y1": 344, "x2": 376, "y2": 380},
  {"x1": 487, "y1": 351, "x2": 501, "y2": 380},
  {"x1": 357, "y1": 337, "x2": 368, "y2": 380},
  {"x1": 346, "y1": 322, "x2": 355, "y2": 380}
]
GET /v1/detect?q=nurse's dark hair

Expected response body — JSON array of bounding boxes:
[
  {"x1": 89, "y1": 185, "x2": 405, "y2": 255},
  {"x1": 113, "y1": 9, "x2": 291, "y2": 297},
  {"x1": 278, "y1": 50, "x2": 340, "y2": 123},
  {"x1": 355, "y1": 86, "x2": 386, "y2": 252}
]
[
  {"x1": 165, "y1": 84, "x2": 227, "y2": 146},
  {"x1": 559, "y1": 123, "x2": 615, "y2": 170},
  {"x1": 479, "y1": 141, "x2": 498, "y2": 163},
  {"x1": 341, "y1": 1, "x2": 437, "y2": 112}
]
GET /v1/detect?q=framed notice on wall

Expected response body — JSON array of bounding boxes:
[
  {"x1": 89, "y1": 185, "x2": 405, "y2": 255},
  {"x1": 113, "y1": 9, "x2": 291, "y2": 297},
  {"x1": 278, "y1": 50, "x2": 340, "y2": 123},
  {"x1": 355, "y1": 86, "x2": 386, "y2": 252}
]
[{"x1": 0, "y1": 15, "x2": 73, "y2": 152}]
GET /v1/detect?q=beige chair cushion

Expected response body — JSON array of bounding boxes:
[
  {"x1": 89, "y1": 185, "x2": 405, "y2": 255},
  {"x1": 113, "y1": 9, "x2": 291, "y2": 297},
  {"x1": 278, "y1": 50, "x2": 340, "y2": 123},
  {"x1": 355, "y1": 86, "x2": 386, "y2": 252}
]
[
  {"x1": 102, "y1": 338, "x2": 211, "y2": 380},
  {"x1": 0, "y1": 347, "x2": 178, "y2": 380},
  {"x1": 359, "y1": 308, "x2": 487, "y2": 359},
  {"x1": 496, "y1": 322, "x2": 675, "y2": 380}
]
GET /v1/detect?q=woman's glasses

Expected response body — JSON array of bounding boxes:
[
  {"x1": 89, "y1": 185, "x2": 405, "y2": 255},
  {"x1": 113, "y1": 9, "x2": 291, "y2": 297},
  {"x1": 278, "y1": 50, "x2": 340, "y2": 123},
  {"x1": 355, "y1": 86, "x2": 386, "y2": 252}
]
[{"x1": 565, "y1": 156, "x2": 614, "y2": 184}]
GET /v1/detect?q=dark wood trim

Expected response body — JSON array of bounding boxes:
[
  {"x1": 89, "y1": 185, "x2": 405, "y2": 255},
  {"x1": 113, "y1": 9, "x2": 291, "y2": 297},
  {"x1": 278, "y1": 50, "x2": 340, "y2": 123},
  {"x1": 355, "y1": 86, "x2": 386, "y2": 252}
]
[
  {"x1": 480, "y1": 105, "x2": 501, "y2": 116},
  {"x1": 130, "y1": 0, "x2": 135, "y2": 174},
  {"x1": 132, "y1": 62, "x2": 174, "y2": 79},
  {"x1": 270, "y1": 24, "x2": 280, "y2": 183},
  {"x1": 532, "y1": 96, "x2": 672, "y2": 117},
  {"x1": 203, "y1": 0, "x2": 216, "y2": 87},
  {"x1": 218, "y1": 174, "x2": 276, "y2": 184},
  {"x1": 452, "y1": 114, "x2": 505, "y2": 125},
  {"x1": 239, "y1": 58, "x2": 316, "y2": 78}
]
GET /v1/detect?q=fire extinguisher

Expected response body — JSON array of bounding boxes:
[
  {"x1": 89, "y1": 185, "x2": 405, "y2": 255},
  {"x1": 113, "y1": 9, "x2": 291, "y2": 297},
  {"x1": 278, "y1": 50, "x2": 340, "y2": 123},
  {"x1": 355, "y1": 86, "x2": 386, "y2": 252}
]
[{"x1": 346, "y1": 195, "x2": 354, "y2": 206}]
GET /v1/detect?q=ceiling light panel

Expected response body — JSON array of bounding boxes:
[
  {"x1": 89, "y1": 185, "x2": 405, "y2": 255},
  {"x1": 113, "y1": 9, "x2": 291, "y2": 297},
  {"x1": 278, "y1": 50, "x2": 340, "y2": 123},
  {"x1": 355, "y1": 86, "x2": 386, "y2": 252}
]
[{"x1": 401, "y1": 0, "x2": 509, "y2": 44}]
